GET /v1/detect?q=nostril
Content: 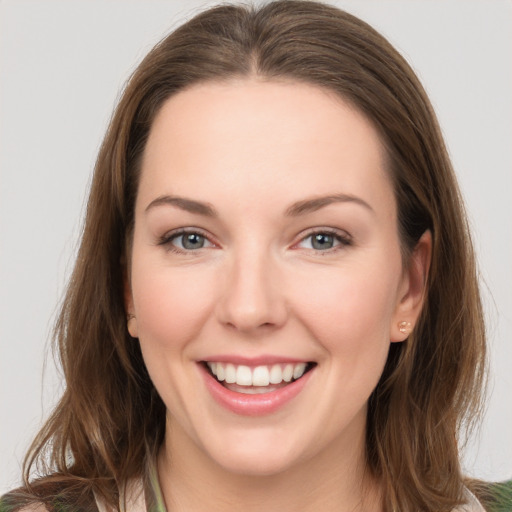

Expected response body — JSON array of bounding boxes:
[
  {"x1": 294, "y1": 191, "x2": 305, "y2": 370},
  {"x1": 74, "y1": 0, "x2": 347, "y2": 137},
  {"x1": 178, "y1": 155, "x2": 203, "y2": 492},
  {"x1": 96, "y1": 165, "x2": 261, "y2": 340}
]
[{"x1": 215, "y1": 270, "x2": 288, "y2": 332}]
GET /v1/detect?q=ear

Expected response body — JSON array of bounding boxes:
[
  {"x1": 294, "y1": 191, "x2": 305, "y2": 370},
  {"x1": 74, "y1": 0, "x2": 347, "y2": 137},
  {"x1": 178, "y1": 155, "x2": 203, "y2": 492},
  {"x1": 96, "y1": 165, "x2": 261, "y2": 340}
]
[
  {"x1": 390, "y1": 230, "x2": 432, "y2": 342},
  {"x1": 123, "y1": 264, "x2": 139, "y2": 338}
]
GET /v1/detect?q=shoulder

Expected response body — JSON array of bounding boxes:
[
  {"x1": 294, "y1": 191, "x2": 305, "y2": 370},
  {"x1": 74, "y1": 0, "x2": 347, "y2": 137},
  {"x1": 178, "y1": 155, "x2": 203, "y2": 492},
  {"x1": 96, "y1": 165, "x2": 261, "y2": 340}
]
[
  {"x1": 482, "y1": 480, "x2": 512, "y2": 512},
  {"x1": 451, "y1": 488, "x2": 486, "y2": 512},
  {"x1": 457, "y1": 481, "x2": 512, "y2": 512},
  {"x1": 1, "y1": 474, "x2": 147, "y2": 512},
  {"x1": 0, "y1": 481, "x2": 99, "y2": 512},
  {"x1": 0, "y1": 492, "x2": 48, "y2": 512},
  {"x1": 10, "y1": 504, "x2": 48, "y2": 512},
  {"x1": 94, "y1": 478, "x2": 144, "y2": 512},
  {"x1": 0, "y1": 497, "x2": 97, "y2": 512}
]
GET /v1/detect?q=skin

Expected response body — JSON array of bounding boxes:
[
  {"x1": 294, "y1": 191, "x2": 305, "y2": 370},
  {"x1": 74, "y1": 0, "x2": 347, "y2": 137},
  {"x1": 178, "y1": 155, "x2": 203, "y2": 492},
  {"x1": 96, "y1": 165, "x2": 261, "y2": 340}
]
[{"x1": 125, "y1": 79, "x2": 431, "y2": 512}]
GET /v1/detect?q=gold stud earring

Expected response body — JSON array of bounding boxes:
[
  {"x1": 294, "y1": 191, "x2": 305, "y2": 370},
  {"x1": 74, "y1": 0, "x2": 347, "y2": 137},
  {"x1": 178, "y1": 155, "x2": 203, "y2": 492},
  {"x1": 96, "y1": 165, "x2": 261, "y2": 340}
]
[{"x1": 398, "y1": 321, "x2": 412, "y2": 334}]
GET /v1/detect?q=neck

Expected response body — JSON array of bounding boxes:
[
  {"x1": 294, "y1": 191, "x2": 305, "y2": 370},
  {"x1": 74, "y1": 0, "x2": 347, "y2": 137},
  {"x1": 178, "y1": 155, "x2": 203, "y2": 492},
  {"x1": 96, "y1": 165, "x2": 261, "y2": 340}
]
[{"x1": 156, "y1": 417, "x2": 382, "y2": 512}]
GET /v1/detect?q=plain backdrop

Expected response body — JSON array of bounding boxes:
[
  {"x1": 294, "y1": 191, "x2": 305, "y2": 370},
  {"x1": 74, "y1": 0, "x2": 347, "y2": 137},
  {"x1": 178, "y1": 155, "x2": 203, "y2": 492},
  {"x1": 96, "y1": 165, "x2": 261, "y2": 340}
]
[{"x1": 1, "y1": 0, "x2": 511, "y2": 493}]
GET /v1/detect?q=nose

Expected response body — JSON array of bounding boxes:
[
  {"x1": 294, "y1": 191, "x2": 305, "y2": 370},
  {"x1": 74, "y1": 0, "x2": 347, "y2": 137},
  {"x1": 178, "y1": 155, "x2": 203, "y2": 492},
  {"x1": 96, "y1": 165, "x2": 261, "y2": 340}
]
[{"x1": 216, "y1": 248, "x2": 288, "y2": 334}]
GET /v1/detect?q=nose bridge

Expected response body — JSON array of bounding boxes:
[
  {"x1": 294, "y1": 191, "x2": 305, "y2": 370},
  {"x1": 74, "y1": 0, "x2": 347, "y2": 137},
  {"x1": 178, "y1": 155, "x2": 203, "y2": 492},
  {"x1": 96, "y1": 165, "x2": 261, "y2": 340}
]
[{"x1": 217, "y1": 240, "x2": 286, "y2": 332}]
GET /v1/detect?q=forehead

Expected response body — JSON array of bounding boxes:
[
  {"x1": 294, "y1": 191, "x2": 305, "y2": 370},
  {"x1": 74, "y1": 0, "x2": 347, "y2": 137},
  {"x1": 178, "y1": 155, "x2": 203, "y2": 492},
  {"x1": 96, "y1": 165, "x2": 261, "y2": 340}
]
[{"x1": 138, "y1": 79, "x2": 394, "y2": 217}]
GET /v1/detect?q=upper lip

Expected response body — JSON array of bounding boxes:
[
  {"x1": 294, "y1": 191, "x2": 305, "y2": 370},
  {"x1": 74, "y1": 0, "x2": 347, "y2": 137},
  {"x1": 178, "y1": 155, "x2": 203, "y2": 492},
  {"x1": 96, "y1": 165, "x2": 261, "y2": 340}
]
[{"x1": 200, "y1": 355, "x2": 313, "y2": 366}]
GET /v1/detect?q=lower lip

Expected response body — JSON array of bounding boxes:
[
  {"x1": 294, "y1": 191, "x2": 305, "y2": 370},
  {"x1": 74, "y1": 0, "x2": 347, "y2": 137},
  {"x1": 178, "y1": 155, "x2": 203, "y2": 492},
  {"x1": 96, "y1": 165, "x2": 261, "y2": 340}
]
[{"x1": 200, "y1": 364, "x2": 314, "y2": 416}]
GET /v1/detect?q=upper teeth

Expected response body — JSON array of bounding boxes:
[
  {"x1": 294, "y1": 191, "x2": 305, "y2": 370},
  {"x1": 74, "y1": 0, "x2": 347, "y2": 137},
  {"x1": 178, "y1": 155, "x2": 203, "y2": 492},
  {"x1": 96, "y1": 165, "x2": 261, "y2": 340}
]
[{"x1": 206, "y1": 362, "x2": 308, "y2": 387}]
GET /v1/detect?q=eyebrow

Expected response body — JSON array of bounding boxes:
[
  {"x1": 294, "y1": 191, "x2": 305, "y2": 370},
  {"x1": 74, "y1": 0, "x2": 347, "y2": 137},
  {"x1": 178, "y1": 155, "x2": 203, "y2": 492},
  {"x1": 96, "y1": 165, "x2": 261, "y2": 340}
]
[
  {"x1": 144, "y1": 192, "x2": 374, "y2": 218},
  {"x1": 145, "y1": 195, "x2": 218, "y2": 217},
  {"x1": 285, "y1": 193, "x2": 375, "y2": 216}
]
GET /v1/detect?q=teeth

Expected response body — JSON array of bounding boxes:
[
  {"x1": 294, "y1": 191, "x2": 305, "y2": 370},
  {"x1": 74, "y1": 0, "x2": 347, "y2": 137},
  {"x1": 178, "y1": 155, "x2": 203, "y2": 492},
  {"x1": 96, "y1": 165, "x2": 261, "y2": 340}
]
[
  {"x1": 253, "y1": 366, "x2": 270, "y2": 386},
  {"x1": 283, "y1": 364, "x2": 294, "y2": 382},
  {"x1": 206, "y1": 361, "x2": 309, "y2": 387},
  {"x1": 293, "y1": 363, "x2": 307, "y2": 379},
  {"x1": 225, "y1": 363, "x2": 236, "y2": 384},
  {"x1": 236, "y1": 365, "x2": 253, "y2": 386},
  {"x1": 269, "y1": 364, "x2": 282, "y2": 384}
]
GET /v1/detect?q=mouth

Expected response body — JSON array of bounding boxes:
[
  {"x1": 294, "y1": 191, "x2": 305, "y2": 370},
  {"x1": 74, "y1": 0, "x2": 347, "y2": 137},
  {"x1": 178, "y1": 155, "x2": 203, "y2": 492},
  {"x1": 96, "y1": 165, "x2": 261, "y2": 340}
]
[{"x1": 202, "y1": 361, "x2": 316, "y2": 395}]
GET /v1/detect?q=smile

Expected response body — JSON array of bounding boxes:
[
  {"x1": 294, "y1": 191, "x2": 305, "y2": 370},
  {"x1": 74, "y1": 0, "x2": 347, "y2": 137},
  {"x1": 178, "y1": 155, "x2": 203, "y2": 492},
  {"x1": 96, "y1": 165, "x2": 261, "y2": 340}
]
[
  {"x1": 206, "y1": 361, "x2": 310, "y2": 390},
  {"x1": 200, "y1": 359, "x2": 316, "y2": 415}
]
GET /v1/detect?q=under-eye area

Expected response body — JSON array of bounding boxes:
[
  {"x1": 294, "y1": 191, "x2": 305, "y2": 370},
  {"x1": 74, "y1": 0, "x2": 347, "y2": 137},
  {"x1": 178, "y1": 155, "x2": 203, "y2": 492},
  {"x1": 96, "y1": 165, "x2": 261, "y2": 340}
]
[{"x1": 203, "y1": 361, "x2": 317, "y2": 392}]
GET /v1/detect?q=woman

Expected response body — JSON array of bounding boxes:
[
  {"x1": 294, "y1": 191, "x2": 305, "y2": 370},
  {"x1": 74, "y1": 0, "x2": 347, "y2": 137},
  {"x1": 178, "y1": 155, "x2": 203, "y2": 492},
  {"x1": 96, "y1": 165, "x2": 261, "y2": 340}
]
[{"x1": 1, "y1": 1, "x2": 508, "y2": 511}]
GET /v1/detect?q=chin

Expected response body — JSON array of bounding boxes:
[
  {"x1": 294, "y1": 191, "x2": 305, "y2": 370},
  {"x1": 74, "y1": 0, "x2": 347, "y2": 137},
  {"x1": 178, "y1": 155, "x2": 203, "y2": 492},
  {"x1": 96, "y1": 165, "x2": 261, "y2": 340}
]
[
  {"x1": 212, "y1": 448, "x2": 300, "y2": 478},
  {"x1": 200, "y1": 427, "x2": 313, "y2": 478}
]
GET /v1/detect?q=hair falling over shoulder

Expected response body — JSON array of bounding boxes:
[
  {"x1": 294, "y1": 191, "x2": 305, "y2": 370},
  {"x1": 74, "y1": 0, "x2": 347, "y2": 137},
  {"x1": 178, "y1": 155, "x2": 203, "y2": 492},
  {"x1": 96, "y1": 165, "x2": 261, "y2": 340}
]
[{"x1": 4, "y1": 2, "x2": 489, "y2": 511}]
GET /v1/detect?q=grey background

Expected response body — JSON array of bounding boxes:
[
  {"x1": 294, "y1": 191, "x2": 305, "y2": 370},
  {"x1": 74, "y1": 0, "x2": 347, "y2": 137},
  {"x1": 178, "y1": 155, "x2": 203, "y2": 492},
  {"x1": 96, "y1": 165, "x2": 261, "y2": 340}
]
[{"x1": 1, "y1": 0, "x2": 511, "y2": 491}]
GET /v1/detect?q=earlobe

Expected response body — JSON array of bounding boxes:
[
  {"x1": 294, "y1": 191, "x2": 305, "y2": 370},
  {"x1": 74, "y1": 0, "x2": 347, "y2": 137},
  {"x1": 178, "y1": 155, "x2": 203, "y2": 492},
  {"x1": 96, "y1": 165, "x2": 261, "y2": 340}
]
[
  {"x1": 391, "y1": 230, "x2": 432, "y2": 342},
  {"x1": 127, "y1": 313, "x2": 138, "y2": 338},
  {"x1": 123, "y1": 265, "x2": 138, "y2": 338}
]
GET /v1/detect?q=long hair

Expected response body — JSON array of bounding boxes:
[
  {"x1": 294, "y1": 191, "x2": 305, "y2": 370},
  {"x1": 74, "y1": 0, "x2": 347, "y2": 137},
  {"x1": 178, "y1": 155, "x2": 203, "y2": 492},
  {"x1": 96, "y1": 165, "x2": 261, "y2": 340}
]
[{"x1": 8, "y1": 2, "x2": 486, "y2": 511}]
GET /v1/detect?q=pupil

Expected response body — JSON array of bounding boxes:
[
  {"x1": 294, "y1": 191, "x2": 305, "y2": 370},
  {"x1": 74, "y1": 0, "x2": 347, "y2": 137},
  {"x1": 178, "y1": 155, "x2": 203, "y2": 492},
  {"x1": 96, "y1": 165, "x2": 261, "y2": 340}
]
[
  {"x1": 183, "y1": 233, "x2": 204, "y2": 249},
  {"x1": 312, "y1": 233, "x2": 333, "y2": 250}
]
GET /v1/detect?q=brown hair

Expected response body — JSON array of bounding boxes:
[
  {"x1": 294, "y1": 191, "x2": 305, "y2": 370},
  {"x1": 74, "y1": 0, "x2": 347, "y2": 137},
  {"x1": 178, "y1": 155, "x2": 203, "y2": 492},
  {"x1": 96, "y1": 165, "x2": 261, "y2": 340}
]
[{"x1": 10, "y1": 1, "x2": 487, "y2": 511}]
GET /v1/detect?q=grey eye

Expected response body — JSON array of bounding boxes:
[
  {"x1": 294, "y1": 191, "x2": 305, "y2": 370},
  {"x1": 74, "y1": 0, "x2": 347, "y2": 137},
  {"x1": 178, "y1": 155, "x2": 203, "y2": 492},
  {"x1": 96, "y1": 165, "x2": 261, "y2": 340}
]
[
  {"x1": 296, "y1": 231, "x2": 350, "y2": 252},
  {"x1": 179, "y1": 233, "x2": 206, "y2": 250},
  {"x1": 311, "y1": 233, "x2": 335, "y2": 250}
]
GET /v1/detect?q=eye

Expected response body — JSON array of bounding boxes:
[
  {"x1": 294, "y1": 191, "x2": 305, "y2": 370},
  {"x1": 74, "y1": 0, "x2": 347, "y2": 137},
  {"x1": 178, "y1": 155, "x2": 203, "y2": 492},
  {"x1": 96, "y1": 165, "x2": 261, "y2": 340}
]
[
  {"x1": 160, "y1": 230, "x2": 215, "y2": 252},
  {"x1": 297, "y1": 230, "x2": 351, "y2": 251},
  {"x1": 176, "y1": 232, "x2": 207, "y2": 250}
]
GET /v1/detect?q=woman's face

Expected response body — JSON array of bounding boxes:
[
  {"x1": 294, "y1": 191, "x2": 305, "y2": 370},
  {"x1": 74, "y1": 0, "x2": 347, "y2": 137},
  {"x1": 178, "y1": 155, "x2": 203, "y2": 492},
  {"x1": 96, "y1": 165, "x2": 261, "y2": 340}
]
[{"x1": 126, "y1": 79, "x2": 428, "y2": 476}]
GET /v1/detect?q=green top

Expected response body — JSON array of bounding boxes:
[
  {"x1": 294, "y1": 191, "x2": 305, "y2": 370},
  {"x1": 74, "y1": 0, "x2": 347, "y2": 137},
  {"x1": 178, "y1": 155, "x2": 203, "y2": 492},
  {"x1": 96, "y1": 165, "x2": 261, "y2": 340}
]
[{"x1": 484, "y1": 480, "x2": 512, "y2": 512}]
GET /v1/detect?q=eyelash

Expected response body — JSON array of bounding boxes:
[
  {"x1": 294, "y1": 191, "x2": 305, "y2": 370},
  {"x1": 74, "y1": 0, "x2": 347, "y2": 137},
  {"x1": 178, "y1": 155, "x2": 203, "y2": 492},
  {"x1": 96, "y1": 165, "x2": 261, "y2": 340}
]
[
  {"x1": 158, "y1": 228, "x2": 214, "y2": 254},
  {"x1": 158, "y1": 227, "x2": 352, "y2": 254},
  {"x1": 294, "y1": 228, "x2": 352, "y2": 253}
]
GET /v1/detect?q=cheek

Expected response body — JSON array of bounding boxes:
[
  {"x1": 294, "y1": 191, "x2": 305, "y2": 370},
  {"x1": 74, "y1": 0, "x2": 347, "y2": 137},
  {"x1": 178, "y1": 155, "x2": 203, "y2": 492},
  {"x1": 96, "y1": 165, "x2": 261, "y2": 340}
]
[
  {"x1": 291, "y1": 261, "x2": 400, "y2": 359},
  {"x1": 290, "y1": 263, "x2": 401, "y2": 425},
  {"x1": 131, "y1": 259, "x2": 216, "y2": 351}
]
